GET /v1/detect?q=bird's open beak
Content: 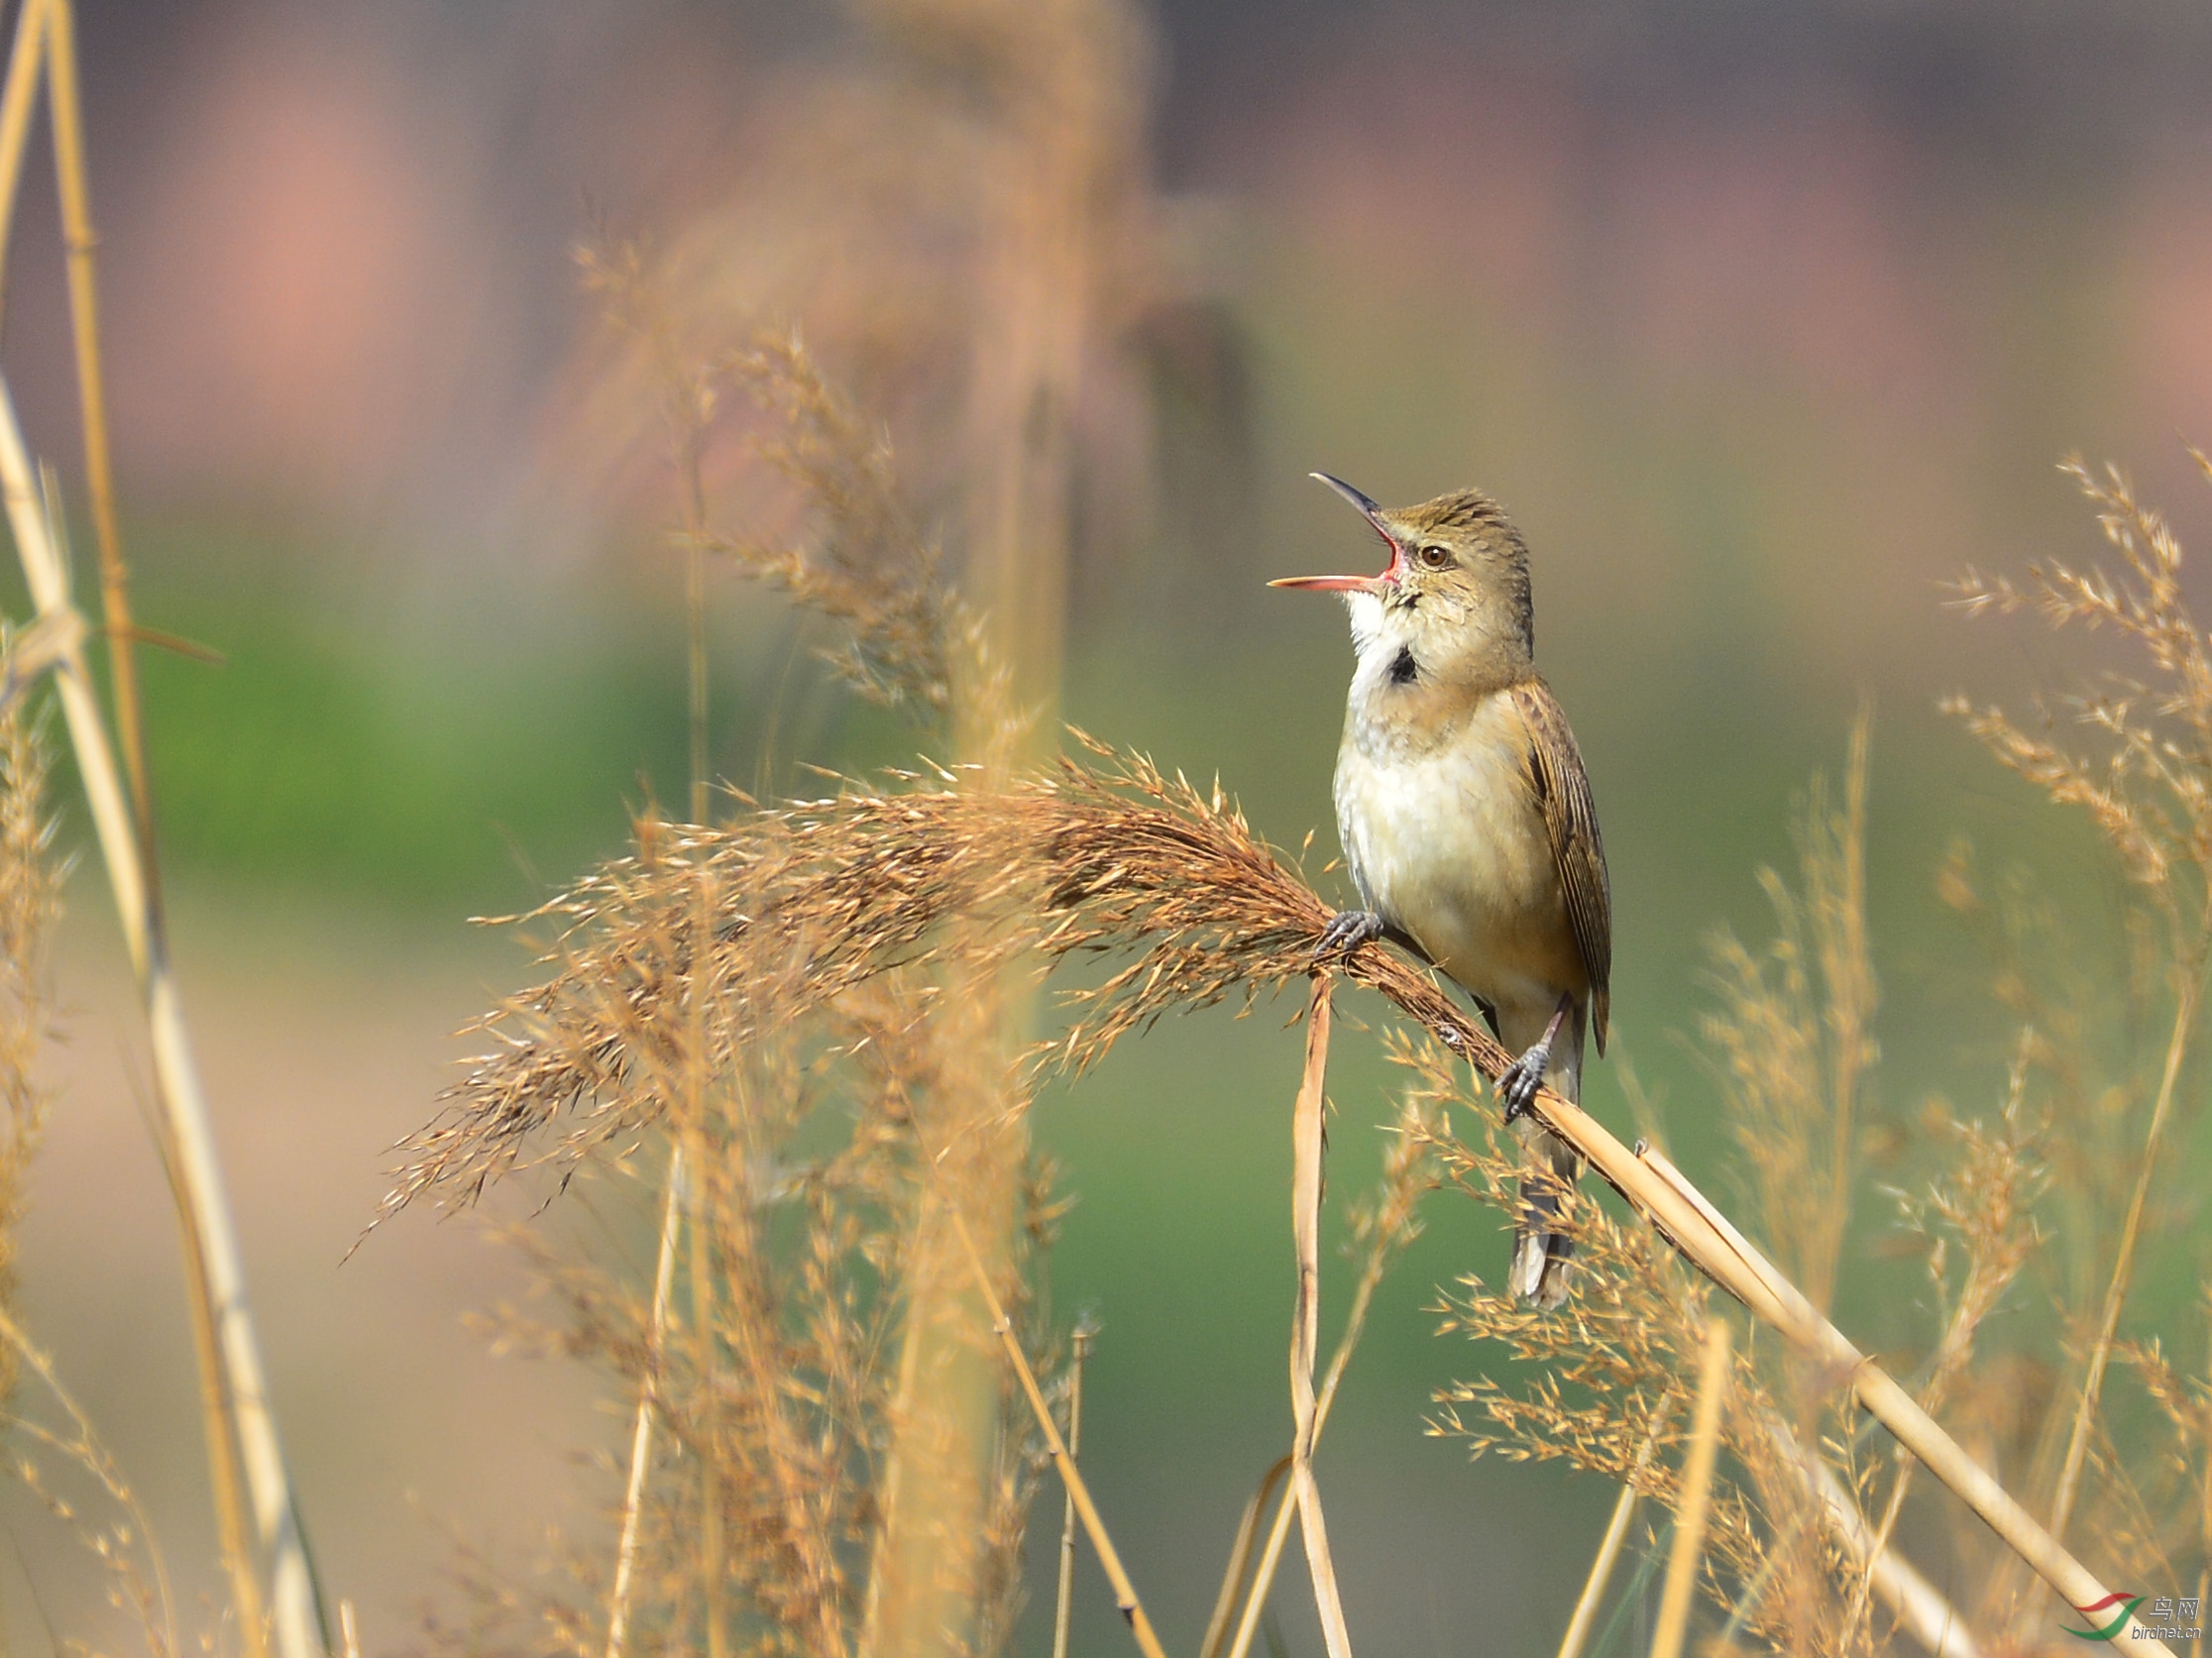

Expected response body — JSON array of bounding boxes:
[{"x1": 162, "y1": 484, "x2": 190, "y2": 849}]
[{"x1": 1269, "y1": 472, "x2": 1407, "y2": 594}]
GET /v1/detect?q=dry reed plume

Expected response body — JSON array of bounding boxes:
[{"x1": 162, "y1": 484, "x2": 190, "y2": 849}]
[
  {"x1": 0, "y1": 683, "x2": 57, "y2": 1377},
  {"x1": 1939, "y1": 455, "x2": 2212, "y2": 1644},
  {"x1": 541, "y1": 11, "x2": 1167, "y2": 1643},
  {"x1": 387, "y1": 742, "x2": 1353, "y2": 1217},
  {"x1": 454, "y1": 0, "x2": 1166, "y2": 1626},
  {"x1": 0, "y1": 627, "x2": 178, "y2": 1658},
  {"x1": 0, "y1": 1, "x2": 2200, "y2": 1655},
  {"x1": 0, "y1": 4, "x2": 322, "y2": 1655},
  {"x1": 523, "y1": 0, "x2": 1176, "y2": 1653},
  {"x1": 391, "y1": 686, "x2": 2117, "y2": 1656},
  {"x1": 404, "y1": 28, "x2": 2212, "y2": 1649},
  {"x1": 1401, "y1": 457, "x2": 2212, "y2": 1655}
]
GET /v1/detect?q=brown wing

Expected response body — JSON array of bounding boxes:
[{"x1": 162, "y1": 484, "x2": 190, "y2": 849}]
[{"x1": 1511, "y1": 679, "x2": 1612, "y2": 1051}]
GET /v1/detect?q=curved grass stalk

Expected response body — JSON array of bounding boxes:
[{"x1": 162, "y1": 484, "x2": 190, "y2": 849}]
[
  {"x1": 1201, "y1": 1457, "x2": 1290, "y2": 1658},
  {"x1": 404, "y1": 754, "x2": 2167, "y2": 1657},
  {"x1": 605, "y1": 1144, "x2": 685, "y2": 1658},
  {"x1": 1533, "y1": 1089, "x2": 2158, "y2": 1655},
  {"x1": 1051, "y1": 1323, "x2": 1095, "y2": 1658},
  {"x1": 1222, "y1": 1041, "x2": 1421, "y2": 1658},
  {"x1": 2047, "y1": 965, "x2": 2205, "y2": 1547},
  {"x1": 1648, "y1": 1317, "x2": 1729, "y2": 1658},
  {"x1": 0, "y1": 9, "x2": 323, "y2": 1654},
  {"x1": 1287, "y1": 977, "x2": 1352, "y2": 1658},
  {"x1": 46, "y1": 0, "x2": 158, "y2": 896},
  {"x1": 1555, "y1": 1400, "x2": 1673, "y2": 1658},
  {"x1": 0, "y1": 1303, "x2": 177, "y2": 1658},
  {"x1": 0, "y1": 0, "x2": 50, "y2": 299},
  {"x1": 0, "y1": 379, "x2": 323, "y2": 1658},
  {"x1": 944, "y1": 1203, "x2": 1165, "y2": 1658}
]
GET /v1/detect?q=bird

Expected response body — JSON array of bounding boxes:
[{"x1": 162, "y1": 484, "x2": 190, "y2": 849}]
[{"x1": 1272, "y1": 473, "x2": 1610, "y2": 1308}]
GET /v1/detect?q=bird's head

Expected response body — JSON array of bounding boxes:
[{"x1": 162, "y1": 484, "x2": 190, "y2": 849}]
[{"x1": 1272, "y1": 474, "x2": 1535, "y2": 686}]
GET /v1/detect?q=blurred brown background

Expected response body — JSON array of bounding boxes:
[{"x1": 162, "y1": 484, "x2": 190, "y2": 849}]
[{"x1": 4, "y1": 2, "x2": 2212, "y2": 1654}]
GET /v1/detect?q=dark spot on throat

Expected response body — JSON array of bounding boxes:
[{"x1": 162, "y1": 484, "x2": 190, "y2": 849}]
[{"x1": 1389, "y1": 646, "x2": 1418, "y2": 686}]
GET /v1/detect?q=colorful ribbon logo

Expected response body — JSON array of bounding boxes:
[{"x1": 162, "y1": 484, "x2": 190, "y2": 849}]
[{"x1": 2061, "y1": 1594, "x2": 2146, "y2": 1642}]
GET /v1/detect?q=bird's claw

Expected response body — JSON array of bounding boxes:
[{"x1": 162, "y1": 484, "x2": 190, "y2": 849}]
[
  {"x1": 1314, "y1": 909, "x2": 1385, "y2": 960},
  {"x1": 1496, "y1": 1047, "x2": 1551, "y2": 1123}
]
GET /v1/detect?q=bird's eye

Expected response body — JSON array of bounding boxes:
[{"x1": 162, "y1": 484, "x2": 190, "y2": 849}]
[{"x1": 1416, "y1": 544, "x2": 1452, "y2": 570}]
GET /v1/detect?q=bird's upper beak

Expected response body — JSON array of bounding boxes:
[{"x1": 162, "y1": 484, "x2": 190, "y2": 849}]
[{"x1": 1269, "y1": 473, "x2": 1407, "y2": 594}]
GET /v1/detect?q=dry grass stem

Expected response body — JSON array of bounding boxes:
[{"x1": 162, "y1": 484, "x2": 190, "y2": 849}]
[
  {"x1": 1554, "y1": 1399, "x2": 1673, "y2": 1658},
  {"x1": 2046, "y1": 962, "x2": 2201, "y2": 1547},
  {"x1": 1944, "y1": 455, "x2": 2212, "y2": 1641},
  {"x1": 1200, "y1": 1456, "x2": 1289, "y2": 1658},
  {"x1": 0, "y1": 0, "x2": 50, "y2": 303},
  {"x1": 46, "y1": 0, "x2": 157, "y2": 889},
  {"x1": 0, "y1": 651, "x2": 164, "y2": 1658},
  {"x1": 0, "y1": 377, "x2": 320, "y2": 1658},
  {"x1": 1051, "y1": 1321, "x2": 1094, "y2": 1658},
  {"x1": 1287, "y1": 975, "x2": 1353, "y2": 1658},
  {"x1": 1650, "y1": 1314, "x2": 1730, "y2": 1658},
  {"x1": 387, "y1": 719, "x2": 2156, "y2": 1648},
  {"x1": 0, "y1": 11, "x2": 324, "y2": 1654},
  {"x1": 0, "y1": 1304, "x2": 176, "y2": 1658},
  {"x1": 945, "y1": 1202, "x2": 1164, "y2": 1658},
  {"x1": 1223, "y1": 1091, "x2": 1432, "y2": 1658},
  {"x1": 1696, "y1": 710, "x2": 1875, "y2": 1321},
  {"x1": 604, "y1": 1142, "x2": 684, "y2": 1658}
]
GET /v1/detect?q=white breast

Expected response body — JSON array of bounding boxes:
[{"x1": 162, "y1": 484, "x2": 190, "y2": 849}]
[{"x1": 1332, "y1": 680, "x2": 1582, "y2": 1030}]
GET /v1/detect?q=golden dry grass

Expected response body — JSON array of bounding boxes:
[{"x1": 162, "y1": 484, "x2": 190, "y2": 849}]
[
  {"x1": 368, "y1": 442, "x2": 2212, "y2": 1657},
  {"x1": 0, "y1": 3, "x2": 2204, "y2": 1655},
  {"x1": 0, "y1": 685, "x2": 58, "y2": 1373}
]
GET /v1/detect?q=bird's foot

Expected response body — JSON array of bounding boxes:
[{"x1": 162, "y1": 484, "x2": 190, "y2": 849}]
[
  {"x1": 1497, "y1": 994, "x2": 1575, "y2": 1123},
  {"x1": 1496, "y1": 1043, "x2": 1554, "y2": 1123},
  {"x1": 1314, "y1": 908, "x2": 1385, "y2": 960}
]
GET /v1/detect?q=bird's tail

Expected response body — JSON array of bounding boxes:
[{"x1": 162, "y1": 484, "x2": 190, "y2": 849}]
[
  {"x1": 1508, "y1": 1118, "x2": 1582, "y2": 1308},
  {"x1": 1506, "y1": 1007, "x2": 1585, "y2": 1308}
]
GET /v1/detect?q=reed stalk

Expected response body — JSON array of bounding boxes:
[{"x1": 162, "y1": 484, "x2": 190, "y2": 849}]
[
  {"x1": 684, "y1": 1113, "x2": 722, "y2": 1658},
  {"x1": 0, "y1": 0, "x2": 48, "y2": 298},
  {"x1": 1556, "y1": 1473, "x2": 1641, "y2": 1658},
  {"x1": 402, "y1": 725, "x2": 2165, "y2": 1656},
  {"x1": 151, "y1": 1078, "x2": 268, "y2": 1658},
  {"x1": 0, "y1": 10, "x2": 324, "y2": 1652},
  {"x1": 1221, "y1": 1092, "x2": 1425, "y2": 1658},
  {"x1": 1051, "y1": 1322, "x2": 1094, "y2": 1658},
  {"x1": 945, "y1": 1203, "x2": 1165, "y2": 1658},
  {"x1": 2047, "y1": 963, "x2": 2205, "y2": 1547},
  {"x1": 604, "y1": 1144, "x2": 684, "y2": 1658},
  {"x1": 47, "y1": 0, "x2": 158, "y2": 895},
  {"x1": 1554, "y1": 1401, "x2": 1672, "y2": 1658},
  {"x1": 1201, "y1": 1457, "x2": 1289, "y2": 1658},
  {"x1": 600, "y1": 325, "x2": 723, "y2": 1658},
  {"x1": 0, "y1": 376, "x2": 324, "y2": 1658},
  {"x1": 1489, "y1": 1041, "x2": 2158, "y2": 1653},
  {"x1": 1288, "y1": 975, "x2": 1353, "y2": 1658},
  {"x1": 1649, "y1": 1316, "x2": 1729, "y2": 1658}
]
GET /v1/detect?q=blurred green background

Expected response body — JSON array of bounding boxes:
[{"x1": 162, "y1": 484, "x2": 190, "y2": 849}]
[{"x1": 4, "y1": 1, "x2": 2212, "y2": 1654}]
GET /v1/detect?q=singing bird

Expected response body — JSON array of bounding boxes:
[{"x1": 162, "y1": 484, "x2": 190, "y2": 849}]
[{"x1": 1272, "y1": 474, "x2": 1610, "y2": 1307}]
